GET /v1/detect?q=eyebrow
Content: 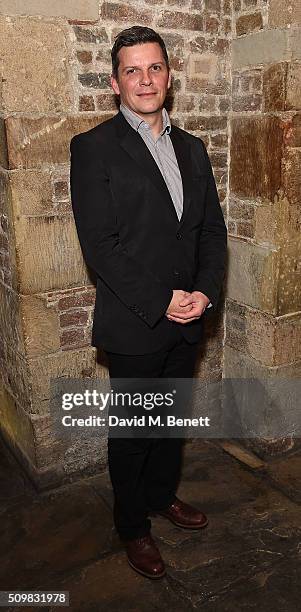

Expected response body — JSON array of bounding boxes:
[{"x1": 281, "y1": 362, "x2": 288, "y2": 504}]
[{"x1": 122, "y1": 62, "x2": 164, "y2": 71}]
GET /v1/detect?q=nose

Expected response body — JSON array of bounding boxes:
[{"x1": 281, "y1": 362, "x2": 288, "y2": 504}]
[{"x1": 139, "y1": 69, "x2": 152, "y2": 86}]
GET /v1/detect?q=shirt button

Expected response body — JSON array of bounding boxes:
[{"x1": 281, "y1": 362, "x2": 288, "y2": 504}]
[{"x1": 176, "y1": 232, "x2": 183, "y2": 240}]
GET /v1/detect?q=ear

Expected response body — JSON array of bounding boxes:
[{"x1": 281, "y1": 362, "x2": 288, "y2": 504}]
[
  {"x1": 110, "y1": 74, "x2": 120, "y2": 96},
  {"x1": 167, "y1": 70, "x2": 172, "y2": 90}
]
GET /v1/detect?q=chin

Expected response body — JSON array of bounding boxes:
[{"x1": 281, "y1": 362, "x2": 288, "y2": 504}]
[{"x1": 136, "y1": 101, "x2": 162, "y2": 113}]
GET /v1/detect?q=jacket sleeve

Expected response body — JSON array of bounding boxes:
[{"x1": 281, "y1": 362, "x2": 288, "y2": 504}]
[
  {"x1": 70, "y1": 134, "x2": 173, "y2": 328},
  {"x1": 192, "y1": 140, "x2": 228, "y2": 311}
]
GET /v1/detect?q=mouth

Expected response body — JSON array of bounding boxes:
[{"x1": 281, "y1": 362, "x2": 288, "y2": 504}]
[{"x1": 137, "y1": 92, "x2": 157, "y2": 97}]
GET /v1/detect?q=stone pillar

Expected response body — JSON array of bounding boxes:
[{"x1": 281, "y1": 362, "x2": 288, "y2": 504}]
[
  {"x1": 225, "y1": 0, "x2": 301, "y2": 457},
  {"x1": 0, "y1": 11, "x2": 110, "y2": 489}
]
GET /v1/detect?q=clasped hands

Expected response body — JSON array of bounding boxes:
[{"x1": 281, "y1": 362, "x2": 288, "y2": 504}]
[{"x1": 165, "y1": 289, "x2": 210, "y2": 324}]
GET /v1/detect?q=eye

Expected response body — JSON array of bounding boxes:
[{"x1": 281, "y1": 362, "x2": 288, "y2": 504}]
[
  {"x1": 152, "y1": 65, "x2": 161, "y2": 71},
  {"x1": 126, "y1": 68, "x2": 135, "y2": 74}
]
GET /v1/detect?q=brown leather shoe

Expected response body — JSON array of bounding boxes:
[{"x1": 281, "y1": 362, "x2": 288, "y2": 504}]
[
  {"x1": 156, "y1": 496, "x2": 208, "y2": 529},
  {"x1": 125, "y1": 534, "x2": 166, "y2": 579}
]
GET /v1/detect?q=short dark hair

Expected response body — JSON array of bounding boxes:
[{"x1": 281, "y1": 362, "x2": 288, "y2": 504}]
[{"x1": 111, "y1": 25, "x2": 170, "y2": 79}]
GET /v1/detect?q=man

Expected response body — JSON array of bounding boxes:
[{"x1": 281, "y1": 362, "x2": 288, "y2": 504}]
[{"x1": 70, "y1": 25, "x2": 227, "y2": 579}]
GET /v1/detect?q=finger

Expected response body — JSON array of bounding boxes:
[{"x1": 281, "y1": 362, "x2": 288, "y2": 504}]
[
  {"x1": 179, "y1": 298, "x2": 193, "y2": 306},
  {"x1": 167, "y1": 315, "x2": 200, "y2": 324},
  {"x1": 168, "y1": 308, "x2": 201, "y2": 319}
]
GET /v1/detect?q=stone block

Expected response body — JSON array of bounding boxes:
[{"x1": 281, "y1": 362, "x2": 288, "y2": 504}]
[
  {"x1": 101, "y1": 2, "x2": 152, "y2": 25},
  {"x1": 13, "y1": 214, "x2": 90, "y2": 293},
  {"x1": 290, "y1": 27, "x2": 301, "y2": 60},
  {"x1": 282, "y1": 148, "x2": 301, "y2": 206},
  {"x1": 0, "y1": 283, "x2": 24, "y2": 352},
  {"x1": 73, "y1": 25, "x2": 108, "y2": 44},
  {"x1": 9, "y1": 170, "x2": 53, "y2": 216},
  {"x1": 226, "y1": 237, "x2": 279, "y2": 314},
  {"x1": 223, "y1": 345, "x2": 301, "y2": 456},
  {"x1": 5, "y1": 115, "x2": 113, "y2": 169},
  {"x1": 226, "y1": 300, "x2": 301, "y2": 366},
  {"x1": 0, "y1": 0, "x2": 100, "y2": 20},
  {"x1": 28, "y1": 346, "x2": 108, "y2": 415},
  {"x1": 230, "y1": 117, "x2": 283, "y2": 200},
  {"x1": 232, "y1": 29, "x2": 289, "y2": 70},
  {"x1": 0, "y1": 16, "x2": 72, "y2": 113},
  {"x1": 286, "y1": 63, "x2": 301, "y2": 110},
  {"x1": 236, "y1": 12, "x2": 263, "y2": 37},
  {"x1": 0, "y1": 338, "x2": 32, "y2": 410},
  {"x1": 224, "y1": 343, "x2": 301, "y2": 379},
  {"x1": 263, "y1": 62, "x2": 301, "y2": 112},
  {"x1": 184, "y1": 116, "x2": 227, "y2": 132},
  {"x1": 187, "y1": 53, "x2": 218, "y2": 82},
  {"x1": 263, "y1": 63, "x2": 287, "y2": 112},
  {"x1": 0, "y1": 384, "x2": 36, "y2": 464},
  {"x1": 21, "y1": 295, "x2": 60, "y2": 358},
  {"x1": 284, "y1": 113, "x2": 301, "y2": 147},
  {"x1": 269, "y1": 0, "x2": 301, "y2": 27},
  {"x1": 278, "y1": 240, "x2": 301, "y2": 315},
  {"x1": 253, "y1": 200, "x2": 278, "y2": 245},
  {"x1": 0, "y1": 170, "x2": 19, "y2": 288},
  {"x1": 157, "y1": 9, "x2": 203, "y2": 30}
]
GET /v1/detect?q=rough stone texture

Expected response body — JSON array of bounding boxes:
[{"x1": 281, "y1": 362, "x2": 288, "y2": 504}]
[
  {"x1": 226, "y1": 300, "x2": 301, "y2": 366},
  {"x1": 0, "y1": 385, "x2": 36, "y2": 464},
  {"x1": 232, "y1": 29, "x2": 289, "y2": 69},
  {"x1": 223, "y1": 345, "x2": 301, "y2": 455},
  {"x1": 21, "y1": 295, "x2": 61, "y2": 357},
  {"x1": 0, "y1": 169, "x2": 18, "y2": 289},
  {"x1": 0, "y1": 16, "x2": 72, "y2": 114},
  {"x1": 226, "y1": 238, "x2": 279, "y2": 314},
  {"x1": 228, "y1": 0, "x2": 301, "y2": 464},
  {"x1": 9, "y1": 170, "x2": 54, "y2": 216},
  {"x1": 0, "y1": 0, "x2": 100, "y2": 20},
  {"x1": 290, "y1": 27, "x2": 301, "y2": 60},
  {"x1": 13, "y1": 215, "x2": 90, "y2": 293},
  {"x1": 263, "y1": 62, "x2": 288, "y2": 111},
  {"x1": 0, "y1": 283, "x2": 24, "y2": 353},
  {"x1": 269, "y1": 0, "x2": 301, "y2": 27},
  {"x1": 286, "y1": 63, "x2": 301, "y2": 110},
  {"x1": 5, "y1": 115, "x2": 111, "y2": 169},
  {"x1": 0, "y1": 118, "x2": 8, "y2": 169},
  {"x1": 278, "y1": 239, "x2": 301, "y2": 315},
  {"x1": 236, "y1": 12, "x2": 263, "y2": 36},
  {"x1": 28, "y1": 345, "x2": 108, "y2": 416},
  {"x1": 230, "y1": 117, "x2": 283, "y2": 200},
  {"x1": 194, "y1": 308, "x2": 224, "y2": 378},
  {"x1": 284, "y1": 113, "x2": 301, "y2": 148},
  {"x1": 263, "y1": 62, "x2": 301, "y2": 111}
]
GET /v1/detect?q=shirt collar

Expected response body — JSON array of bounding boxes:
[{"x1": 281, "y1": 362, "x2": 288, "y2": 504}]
[{"x1": 120, "y1": 102, "x2": 171, "y2": 137}]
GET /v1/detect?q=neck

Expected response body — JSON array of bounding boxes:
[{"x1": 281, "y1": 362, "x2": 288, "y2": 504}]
[{"x1": 122, "y1": 103, "x2": 164, "y2": 138}]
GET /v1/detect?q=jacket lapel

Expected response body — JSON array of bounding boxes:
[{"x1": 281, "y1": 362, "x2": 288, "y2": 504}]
[{"x1": 114, "y1": 111, "x2": 192, "y2": 226}]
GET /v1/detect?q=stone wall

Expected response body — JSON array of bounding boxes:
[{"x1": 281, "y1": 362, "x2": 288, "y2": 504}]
[
  {"x1": 225, "y1": 0, "x2": 301, "y2": 457},
  {"x1": 0, "y1": 0, "x2": 299, "y2": 485},
  {"x1": 0, "y1": 0, "x2": 231, "y2": 488}
]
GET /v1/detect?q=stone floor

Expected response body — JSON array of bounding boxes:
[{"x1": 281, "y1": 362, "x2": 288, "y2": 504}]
[{"x1": 0, "y1": 436, "x2": 301, "y2": 611}]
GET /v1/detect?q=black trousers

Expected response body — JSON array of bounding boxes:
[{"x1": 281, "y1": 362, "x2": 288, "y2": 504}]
[{"x1": 105, "y1": 326, "x2": 199, "y2": 541}]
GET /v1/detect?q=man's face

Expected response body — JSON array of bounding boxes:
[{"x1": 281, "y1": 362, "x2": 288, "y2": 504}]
[{"x1": 110, "y1": 42, "x2": 171, "y2": 117}]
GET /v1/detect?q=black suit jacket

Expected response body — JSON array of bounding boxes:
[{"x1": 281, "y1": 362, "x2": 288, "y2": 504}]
[{"x1": 70, "y1": 110, "x2": 227, "y2": 354}]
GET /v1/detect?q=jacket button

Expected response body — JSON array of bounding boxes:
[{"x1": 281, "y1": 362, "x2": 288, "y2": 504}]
[
  {"x1": 176, "y1": 232, "x2": 182, "y2": 240},
  {"x1": 174, "y1": 269, "x2": 180, "y2": 276}
]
